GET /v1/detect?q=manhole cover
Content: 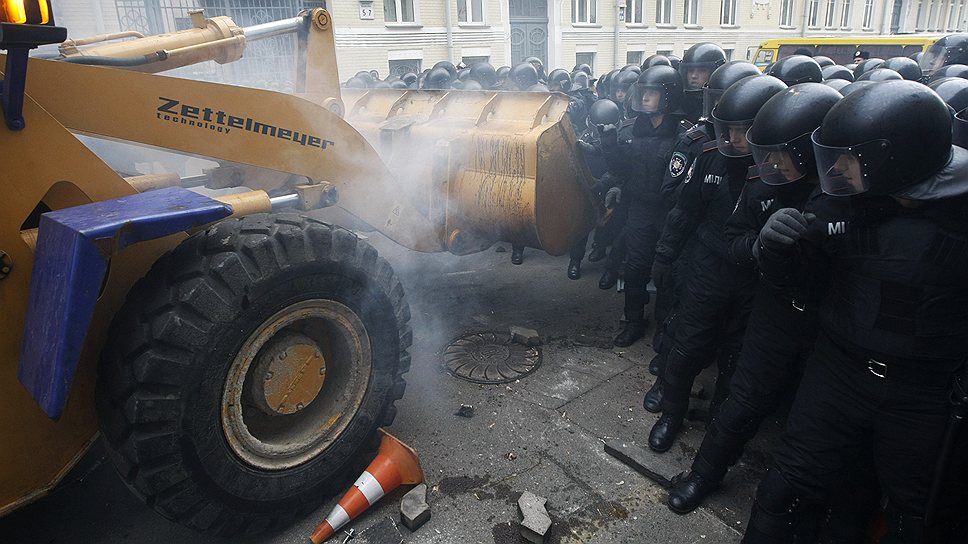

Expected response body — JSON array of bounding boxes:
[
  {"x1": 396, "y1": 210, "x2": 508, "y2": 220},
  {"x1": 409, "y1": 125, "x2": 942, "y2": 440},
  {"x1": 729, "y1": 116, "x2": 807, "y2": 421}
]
[{"x1": 443, "y1": 331, "x2": 542, "y2": 384}]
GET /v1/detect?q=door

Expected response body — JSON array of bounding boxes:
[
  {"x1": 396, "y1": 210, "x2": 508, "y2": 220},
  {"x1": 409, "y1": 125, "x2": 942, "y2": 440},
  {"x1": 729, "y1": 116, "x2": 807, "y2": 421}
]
[{"x1": 510, "y1": 0, "x2": 548, "y2": 67}]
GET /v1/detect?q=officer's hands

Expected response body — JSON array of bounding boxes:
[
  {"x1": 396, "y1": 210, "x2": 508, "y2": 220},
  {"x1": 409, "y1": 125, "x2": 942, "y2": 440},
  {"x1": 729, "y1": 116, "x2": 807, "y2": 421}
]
[
  {"x1": 651, "y1": 260, "x2": 672, "y2": 292},
  {"x1": 759, "y1": 208, "x2": 816, "y2": 250},
  {"x1": 604, "y1": 186, "x2": 622, "y2": 208},
  {"x1": 598, "y1": 123, "x2": 618, "y2": 149}
]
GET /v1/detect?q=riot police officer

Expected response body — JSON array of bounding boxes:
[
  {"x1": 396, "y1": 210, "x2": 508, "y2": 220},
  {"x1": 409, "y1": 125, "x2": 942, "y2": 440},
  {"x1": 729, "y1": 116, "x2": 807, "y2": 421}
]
[
  {"x1": 920, "y1": 33, "x2": 968, "y2": 78},
  {"x1": 648, "y1": 74, "x2": 787, "y2": 453},
  {"x1": 679, "y1": 43, "x2": 727, "y2": 123},
  {"x1": 744, "y1": 81, "x2": 968, "y2": 543},
  {"x1": 666, "y1": 83, "x2": 842, "y2": 514},
  {"x1": 600, "y1": 65, "x2": 686, "y2": 347}
]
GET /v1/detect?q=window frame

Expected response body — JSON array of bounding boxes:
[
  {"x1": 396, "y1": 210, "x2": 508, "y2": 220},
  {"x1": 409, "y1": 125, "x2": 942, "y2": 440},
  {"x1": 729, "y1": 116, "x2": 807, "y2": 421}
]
[
  {"x1": 657, "y1": 0, "x2": 674, "y2": 25},
  {"x1": 808, "y1": 0, "x2": 821, "y2": 27},
  {"x1": 684, "y1": 0, "x2": 701, "y2": 25},
  {"x1": 780, "y1": 0, "x2": 796, "y2": 26},
  {"x1": 385, "y1": 0, "x2": 418, "y2": 25},
  {"x1": 862, "y1": 0, "x2": 875, "y2": 28},
  {"x1": 720, "y1": 0, "x2": 737, "y2": 25},
  {"x1": 573, "y1": 0, "x2": 599, "y2": 24},
  {"x1": 457, "y1": 0, "x2": 484, "y2": 24},
  {"x1": 840, "y1": 0, "x2": 851, "y2": 27},
  {"x1": 626, "y1": 0, "x2": 645, "y2": 25},
  {"x1": 825, "y1": 0, "x2": 837, "y2": 27}
]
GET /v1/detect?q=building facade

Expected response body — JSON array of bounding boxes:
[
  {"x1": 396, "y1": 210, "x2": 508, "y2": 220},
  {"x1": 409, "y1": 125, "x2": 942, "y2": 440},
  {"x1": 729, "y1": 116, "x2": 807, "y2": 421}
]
[{"x1": 53, "y1": 0, "x2": 968, "y2": 82}]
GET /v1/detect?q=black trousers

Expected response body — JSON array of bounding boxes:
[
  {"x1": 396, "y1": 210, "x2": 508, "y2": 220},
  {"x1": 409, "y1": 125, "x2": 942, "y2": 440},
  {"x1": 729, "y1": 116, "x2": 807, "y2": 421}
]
[
  {"x1": 660, "y1": 246, "x2": 755, "y2": 417},
  {"x1": 622, "y1": 199, "x2": 664, "y2": 322}
]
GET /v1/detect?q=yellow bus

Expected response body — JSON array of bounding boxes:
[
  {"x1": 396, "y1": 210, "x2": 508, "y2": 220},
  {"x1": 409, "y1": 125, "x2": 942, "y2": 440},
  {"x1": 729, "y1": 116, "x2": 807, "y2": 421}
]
[{"x1": 751, "y1": 34, "x2": 948, "y2": 70}]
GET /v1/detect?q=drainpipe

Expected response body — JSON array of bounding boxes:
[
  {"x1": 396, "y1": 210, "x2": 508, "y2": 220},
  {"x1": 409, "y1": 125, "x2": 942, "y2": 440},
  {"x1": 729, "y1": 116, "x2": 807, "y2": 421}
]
[
  {"x1": 92, "y1": 0, "x2": 106, "y2": 35},
  {"x1": 879, "y1": 0, "x2": 892, "y2": 33},
  {"x1": 614, "y1": 0, "x2": 620, "y2": 69},
  {"x1": 445, "y1": 0, "x2": 454, "y2": 63},
  {"x1": 801, "y1": 0, "x2": 809, "y2": 36}
]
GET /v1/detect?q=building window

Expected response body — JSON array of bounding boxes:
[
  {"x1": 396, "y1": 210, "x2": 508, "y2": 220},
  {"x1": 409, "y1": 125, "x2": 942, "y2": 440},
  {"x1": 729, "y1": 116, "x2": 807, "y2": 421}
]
[
  {"x1": 928, "y1": 0, "x2": 938, "y2": 29},
  {"x1": 385, "y1": 0, "x2": 416, "y2": 23},
  {"x1": 576, "y1": 52, "x2": 596, "y2": 72},
  {"x1": 657, "y1": 0, "x2": 673, "y2": 23},
  {"x1": 724, "y1": 47, "x2": 734, "y2": 60},
  {"x1": 720, "y1": 0, "x2": 737, "y2": 24},
  {"x1": 808, "y1": 0, "x2": 821, "y2": 25},
  {"x1": 573, "y1": 0, "x2": 598, "y2": 23},
  {"x1": 626, "y1": 0, "x2": 644, "y2": 23},
  {"x1": 840, "y1": 0, "x2": 851, "y2": 26},
  {"x1": 915, "y1": 0, "x2": 925, "y2": 27},
  {"x1": 959, "y1": 0, "x2": 967, "y2": 30},
  {"x1": 462, "y1": 55, "x2": 489, "y2": 65},
  {"x1": 863, "y1": 0, "x2": 875, "y2": 27},
  {"x1": 389, "y1": 59, "x2": 421, "y2": 76},
  {"x1": 779, "y1": 0, "x2": 796, "y2": 25},
  {"x1": 457, "y1": 0, "x2": 483, "y2": 23},
  {"x1": 684, "y1": 0, "x2": 700, "y2": 24},
  {"x1": 947, "y1": 0, "x2": 957, "y2": 29},
  {"x1": 825, "y1": 0, "x2": 837, "y2": 26},
  {"x1": 627, "y1": 50, "x2": 643, "y2": 64}
]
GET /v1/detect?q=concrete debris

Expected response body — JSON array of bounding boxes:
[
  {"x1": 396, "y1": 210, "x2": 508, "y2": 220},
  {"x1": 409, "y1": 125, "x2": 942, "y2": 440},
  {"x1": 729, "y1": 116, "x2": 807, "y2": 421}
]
[
  {"x1": 352, "y1": 517, "x2": 403, "y2": 543},
  {"x1": 604, "y1": 439, "x2": 683, "y2": 489},
  {"x1": 455, "y1": 404, "x2": 475, "y2": 418},
  {"x1": 509, "y1": 325, "x2": 542, "y2": 347},
  {"x1": 400, "y1": 483, "x2": 431, "y2": 532},
  {"x1": 506, "y1": 451, "x2": 517, "y2": 461},
  {"x1": 495, "y1": 245, "x2": 507, "y2": 253},
  {"x1": 517, "y1": 491, "x2": 552, "y2": 543}
]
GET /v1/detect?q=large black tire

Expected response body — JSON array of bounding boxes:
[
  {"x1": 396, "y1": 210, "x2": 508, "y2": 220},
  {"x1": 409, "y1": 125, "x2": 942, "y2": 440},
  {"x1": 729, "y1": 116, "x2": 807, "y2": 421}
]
[{"x1": 96, "y1": 213, "x2": 411, "y2": 535}]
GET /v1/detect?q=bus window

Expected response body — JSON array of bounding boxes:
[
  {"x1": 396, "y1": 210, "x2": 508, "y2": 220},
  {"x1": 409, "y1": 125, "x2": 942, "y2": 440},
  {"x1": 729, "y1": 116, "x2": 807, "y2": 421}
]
[
  {"x1": 817, "y1": 45, "x2": 857, "y2": 64},
  {"x1": 865, "y1": 45, "x2": 904, "y2": 58},
  {"x1": 779, "y1": 45, "x2": 807, "y2": 58},
  {"x1": 754, "y1": 48, "x2": 774, "y2": 66},
  {"x1": 903, "y1": 44, "x2": 923, "y2": 57}
]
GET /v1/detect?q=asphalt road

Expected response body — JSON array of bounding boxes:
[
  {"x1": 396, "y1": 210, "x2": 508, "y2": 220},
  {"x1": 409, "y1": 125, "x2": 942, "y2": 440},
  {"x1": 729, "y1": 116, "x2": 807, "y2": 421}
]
[{"x1": 2, "y1": 230, "x2": 787, "y2": 543}]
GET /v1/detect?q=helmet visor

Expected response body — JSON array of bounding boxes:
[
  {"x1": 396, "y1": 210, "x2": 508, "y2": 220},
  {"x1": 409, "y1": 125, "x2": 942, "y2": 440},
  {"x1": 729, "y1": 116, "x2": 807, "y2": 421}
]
[
  {"x1": 629, "y1": 84, "x2": 667, "y2": 114},
  {"x1": 711, "y1": 117, "x2": 754, "y2": 157},
  {"x1": 812, "y1": 129, "x2": 892, "y2": 196},
  {"x1": 702, "y1": 88, "x2": 724, "y2": 119},
  {"x1": 749, "y1": 132, "x2": 812, "y2": 185},
  {"x1": 955, "y1": 108, "x2": 968, "y2": 149},
  {"x1": 680, "y1": 64, "x2": 715, "y2": 91},
  {"x1": 920, "y1": 44, "x2": 950, "y2": 76}
]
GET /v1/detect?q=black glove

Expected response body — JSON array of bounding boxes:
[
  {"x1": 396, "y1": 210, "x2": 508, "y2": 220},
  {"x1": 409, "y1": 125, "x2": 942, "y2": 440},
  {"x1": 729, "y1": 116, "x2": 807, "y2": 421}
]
[
  {"x1": 577, "y1": 140, "x2": 598, "y2": 156},
  {"x1": 651, "y1": 260, "x2": 672, "y2": 292},
  {"x1": 758, "y1": 208, "x2": 816, "y2": 250},
  {"x1": 598, "y1": 123, "x2": 618, "y2": 149},
  {"x1": 604, "y1": 187, "x2": 622, "y2": 209}
]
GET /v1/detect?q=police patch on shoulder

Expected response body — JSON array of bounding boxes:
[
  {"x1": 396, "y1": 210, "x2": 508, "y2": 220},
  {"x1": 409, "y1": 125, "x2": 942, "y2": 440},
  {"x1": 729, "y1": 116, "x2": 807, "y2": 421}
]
[{"x1": 670, "y1": 152, "x2": 688, "y2": 178}]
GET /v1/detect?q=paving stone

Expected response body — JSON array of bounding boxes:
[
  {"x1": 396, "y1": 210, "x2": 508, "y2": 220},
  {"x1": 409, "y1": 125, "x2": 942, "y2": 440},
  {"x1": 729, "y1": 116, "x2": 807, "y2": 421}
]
[
  {"x1": 604, "y1": 439, "x2": 685, "y2": 489},
  {"x1": 510, "y1": 325, "x2": 542, "y2": 347},
  {"x1": 353, "y1": 517, "x2": 403, "y2": 544},
  {"x1": 400, "y1": 483, "x2": 430, "y2": 532},
  {"x1": 517, "y1": 491, "x2": 552, "y2": 544}
]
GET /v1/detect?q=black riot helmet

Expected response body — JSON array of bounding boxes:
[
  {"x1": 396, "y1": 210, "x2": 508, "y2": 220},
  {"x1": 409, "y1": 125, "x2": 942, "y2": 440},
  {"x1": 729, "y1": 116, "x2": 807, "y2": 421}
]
[
  {"x1": 622, "y1": 64, "x2": 642, "y2": 74},
  {"x1": 457, "y1": 68, "x2": 471, "y2": 81},
  {"x1": 822, "y1": 65, "x2": 855, "y2": 82},
  {"x1": 929, "y1": 77, "x2": 968, "y2": 113},
  {"x1": 573, "y1": 63, "x2": 593, "y2": 75},
  {"x1": 812, "y1": 80, "x2": 952, "y2": 196},
  {"x1": 587, "y1": 98, "x2": 622, "y2": 129},
  {"x1": 433, "y1": 61, "x2": 458, "y2": 79},
  {"x1": 571, "y1": 71, "x2": 590, "y2": 90},
  {"x1": 401, "y1": 72, "x2": 418, "y2": 86},
  {"x1": 748, "y1": 83, "x2": 842, "y2": 185},
  {"x1": 354, "y1": 71, "x2": 376, "y2": 86},
  {"x1": 547, "y1": 69, "x2": 572, "y2": 92},
  {"x1": 527, "y1": 83, "x2": 550, "y2": 92},
  {"x1": 524, "y1": 56, "x2": 545, "y2": 78},
  {"x1": 667, "y1": 54, "x2": 681, "y2": 70},
  {"x1": 703, "y1": 61, "x2": 761, "y2": 119},
  {"x1": 461, "y1": 80, "x2": 484, "y2": 90},
  {"x1": 954, "y1": 107, "x2": 968, "y2": 148},
  {"x1": 921, "y1": 34, "x2": 968, "y2": 77},
  {"x1": 598, "y1": 69, "x2": 619, "y2": 99},
  {"x1": 629, "y1": 65, "x2": 684, "y2": 116},
  {"x1": 928, "y1": 63, "x2": 968, "y2": 83},
  {"x1": 641, "y1": 54, "x2": 672, "y2": 70},
  {"x1": 680, "y1": 43, "x2": 727, "y2": 92},
  {"x1": 824, "y1": 79, "x2": 851, "y2": 93},
  {"x1": 423, "y1": 67, "x2": 454, "y2": 89},
  {"x1": 768, "y1": 55, "x2": 823, "y2": 85},
  {"x1": 496, "y1": 65, "x2": 511, "y2": 84},
  {"x1": 468, "y1": 62, "x2": 497, "y2": 88},
  {"x1": 838, "y1": 80, "x2": 876, "y2": 97},
  {"x1": 853, "y1": 58, "x2": 885, "y2": 79},
  {"x1": 856, "y1": 68, "x2": 903, "y2": 81},
  {"x1": 813, "y1": 55, "x2": 835, "y2": 68},
  {"x1": 389, "y1": 80, "x2": 409, "y2": 89},
  {"x1": 710, "y1": 75, "x2": 787, "y2": 157},
  {"x1": 882, "y1": 57, "x2": 923, "y2": 81},
  {"x1": 508, "y1": 62, "x2": 539, "y2": 90},
  {"x1": 344, "y1": 77, "x2": 367, "y2": 89},
  {"x1": 610, "y1": 70, "x2": 640, "y2": 103}
]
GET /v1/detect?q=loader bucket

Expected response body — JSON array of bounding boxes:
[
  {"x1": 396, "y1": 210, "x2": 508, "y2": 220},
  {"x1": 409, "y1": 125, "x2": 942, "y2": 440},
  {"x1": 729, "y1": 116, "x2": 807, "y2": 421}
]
[{"x1": 341, "y1": 89, "x2": 600, "y2": 256}]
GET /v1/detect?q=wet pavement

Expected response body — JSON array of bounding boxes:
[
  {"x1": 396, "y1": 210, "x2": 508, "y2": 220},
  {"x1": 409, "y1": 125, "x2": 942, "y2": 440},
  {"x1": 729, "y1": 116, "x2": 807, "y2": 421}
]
[{"x1": 1, "y1": 230, "x2": 788, "y2": 543}]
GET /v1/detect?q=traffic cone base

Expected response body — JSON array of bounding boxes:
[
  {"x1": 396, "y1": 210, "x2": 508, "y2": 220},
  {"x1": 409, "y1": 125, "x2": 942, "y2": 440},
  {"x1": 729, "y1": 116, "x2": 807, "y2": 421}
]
[{"x1": 309, "y1": 429, "x2": 424, "y2": 543}]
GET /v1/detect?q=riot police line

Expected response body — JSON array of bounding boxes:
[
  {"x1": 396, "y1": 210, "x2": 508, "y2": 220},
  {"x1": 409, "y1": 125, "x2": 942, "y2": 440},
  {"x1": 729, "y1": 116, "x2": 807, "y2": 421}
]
[{"x1": 344, "y1": 37, "x2": 968, "y2": 542}]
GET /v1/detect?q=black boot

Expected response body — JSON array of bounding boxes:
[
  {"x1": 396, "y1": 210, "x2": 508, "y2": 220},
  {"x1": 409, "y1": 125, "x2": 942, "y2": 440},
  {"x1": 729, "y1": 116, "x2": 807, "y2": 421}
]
[
  {"x1": 511, "y1": 246, "x2": 524, "y2": 265},
  {"x1": 567, "y1": 259, "x2": 581, "y2": 280},
  {"x1": 599, "y1": 268, "x2": 619, "y2": 290},
  {"x1": 668, "y1": 470, "x2": 721, "y2": 514},
  {"x1": 649, "y1": 351, "x2": 665, "y2": 376},
  {"x1": 588, "y1": 243, "x2": 607, "y2": 262},
  {"x1": 643, "y1": 379, "x2": 664, "y2": 413},
  {"x1": 614, "y1": 320, "x2": 647, "y2": 347},
  {"x1": 648, "y1": 413, "x2": 683, "y2": 452}
]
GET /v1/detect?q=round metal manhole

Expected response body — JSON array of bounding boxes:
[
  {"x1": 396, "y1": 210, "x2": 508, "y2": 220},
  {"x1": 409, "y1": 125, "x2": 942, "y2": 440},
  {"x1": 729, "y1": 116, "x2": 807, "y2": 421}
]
[{"x1": 443, "y1": 331, "x2": 542, "y2": 384}]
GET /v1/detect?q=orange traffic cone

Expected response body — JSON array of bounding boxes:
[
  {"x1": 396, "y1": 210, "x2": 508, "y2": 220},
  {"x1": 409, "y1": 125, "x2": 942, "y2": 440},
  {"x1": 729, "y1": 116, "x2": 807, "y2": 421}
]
[{"x1": 310, "y1": 429, "x2": 424, "y2": 543}]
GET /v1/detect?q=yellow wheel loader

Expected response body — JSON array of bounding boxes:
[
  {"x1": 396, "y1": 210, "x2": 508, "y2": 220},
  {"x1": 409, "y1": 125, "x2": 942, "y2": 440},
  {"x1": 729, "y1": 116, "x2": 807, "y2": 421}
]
[{"x1": 0, "y1": 1, "x2": 597, "y2": 535}]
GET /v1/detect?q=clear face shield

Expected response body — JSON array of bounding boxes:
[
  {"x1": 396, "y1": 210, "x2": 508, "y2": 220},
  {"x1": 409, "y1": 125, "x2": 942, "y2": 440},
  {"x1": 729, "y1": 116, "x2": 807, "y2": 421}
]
[
  {"x1": 811, "y1": 128, "x2": 891, "y2": 195},
  {"x1": 629, "y1": 84, "x2": 667, "y2": 116},
  {"x1": 920, "y1": 44, "x2": 951, "y2": 77},
  {"x1": 711, "y1": 116, "x2": 754, "y2": 157},
  {"x1": 749, "y1": 132, "x2": 814, "y2": 185},
  {"x1": 680, "y1": 65, "x2": 714, "y2": 93},
  {"x1": 702, "y1": 87, "x2": 724, "y2": 120}
]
